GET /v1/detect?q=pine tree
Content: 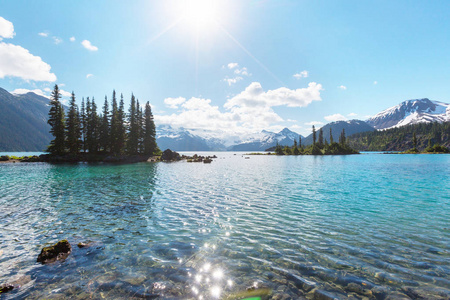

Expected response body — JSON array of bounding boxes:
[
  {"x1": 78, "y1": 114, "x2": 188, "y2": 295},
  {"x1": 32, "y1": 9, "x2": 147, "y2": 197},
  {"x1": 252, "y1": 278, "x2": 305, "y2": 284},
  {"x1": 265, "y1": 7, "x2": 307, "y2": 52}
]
[
  {"x1": 80, "y1": 98, "x2": 87, "y2": 152},
  {"x1": 329, "y1": 127, "x2": 334, "y2": 144},
  {"x1": 143, "y1": 101, "x2": 157, "y2": 155},
  {"x1": 90, "y1": 98, "x2": 99, "y2": 153},
  {"x1": 136, "y1": 99, "x2": 143, "y2": 153},
  {"x1": 318, "y1": 128, "x2": 324, "y2": 147},
  {"x1": 110, "y1": 90, "x2": 120, "y2": 155},
  {"x1": 293, "y1": 139, "x2": 300, "y2": 155},
  {"x1": 127, "y1": 94, "x2": 139, "y2": 154},
  {"x1": 312, "y1": 125, "x2": 316, "y2": 145},
  {"x1": 117, "y1": 94, "x2": 126, "y2": 154},
  {"x1": 298, "y1": 136, "x2": 302, "y2": 148},
  {"x1": 47, "y1": 84, "x2": 66, "y2": 155},
  {"x1": 99, "y1": 96, "x2": 110, "y2": 152},
  {"x1": 66, "y1": 91, "x2": 81, "y2": 154},
  {"x1": 339, "y1": 129, "x2": 346, "y2": 145}
]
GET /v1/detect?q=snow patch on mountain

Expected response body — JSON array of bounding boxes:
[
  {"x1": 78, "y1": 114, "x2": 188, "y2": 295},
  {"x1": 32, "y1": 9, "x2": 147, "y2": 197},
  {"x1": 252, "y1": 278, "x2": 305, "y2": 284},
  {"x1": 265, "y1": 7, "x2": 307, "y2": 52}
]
[{"x1": 367, "y1": 98, "x2": 450, "y2": 130}]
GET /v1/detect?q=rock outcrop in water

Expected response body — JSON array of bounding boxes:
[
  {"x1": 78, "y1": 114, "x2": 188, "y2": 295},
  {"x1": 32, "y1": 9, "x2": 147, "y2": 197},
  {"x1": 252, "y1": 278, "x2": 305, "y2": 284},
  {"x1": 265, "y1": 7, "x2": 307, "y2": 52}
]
[
  {"x1": 160, "y1": 149, "x2": 181, "y2": 162},
  {"x1": 37, "y1": 239, "x2": 72, "y2": 264}
]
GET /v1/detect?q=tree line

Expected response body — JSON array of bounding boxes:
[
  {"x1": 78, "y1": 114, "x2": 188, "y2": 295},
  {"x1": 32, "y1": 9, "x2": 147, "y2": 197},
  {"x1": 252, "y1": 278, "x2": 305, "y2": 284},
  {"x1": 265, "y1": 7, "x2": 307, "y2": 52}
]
[
  {"x1": 274, "y1": 126, "x2": 358, "y2": 155},
  {"x1": 347, "y1": 121, "x2": 450, "y2": 151},
  {"x1": 47, "y1": 84, "x2": 159, "y2": 156}
]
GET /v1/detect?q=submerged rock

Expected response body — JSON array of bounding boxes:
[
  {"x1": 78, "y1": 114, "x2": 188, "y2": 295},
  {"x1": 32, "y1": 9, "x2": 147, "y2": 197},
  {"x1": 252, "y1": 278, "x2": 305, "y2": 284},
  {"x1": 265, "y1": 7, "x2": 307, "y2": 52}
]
[
  {"x1": 37, "y1": 239, "x2": 72, "y2": 264},
  {"x1": 0, "y1": 283, "x2": 14, "y2": 294},
  {"x1": 77, "y1": 241, "x2": 95, "y2": 248}
]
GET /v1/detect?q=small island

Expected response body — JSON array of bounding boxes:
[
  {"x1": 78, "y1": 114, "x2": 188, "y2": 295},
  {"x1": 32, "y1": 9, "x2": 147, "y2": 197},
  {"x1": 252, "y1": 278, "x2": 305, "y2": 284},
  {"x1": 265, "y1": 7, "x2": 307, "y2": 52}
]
[
  {"x1": 266, "y1": 126, "x2": 359, "y2": 155},
  {"x1": 35, "y1": 85, "x2": 161, "y2": 163}
]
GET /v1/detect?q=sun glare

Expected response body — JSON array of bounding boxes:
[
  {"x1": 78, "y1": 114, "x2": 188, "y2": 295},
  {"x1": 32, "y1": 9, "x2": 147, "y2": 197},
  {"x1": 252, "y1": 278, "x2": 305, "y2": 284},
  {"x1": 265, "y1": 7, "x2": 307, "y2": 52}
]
[{"x1": 182, "y1": 0, "x2": 218, "y2": 31}]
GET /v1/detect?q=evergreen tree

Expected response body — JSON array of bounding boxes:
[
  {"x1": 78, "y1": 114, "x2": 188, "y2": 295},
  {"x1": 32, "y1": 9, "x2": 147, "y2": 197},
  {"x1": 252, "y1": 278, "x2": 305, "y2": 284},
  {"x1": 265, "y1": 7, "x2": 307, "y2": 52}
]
[
  {"x1": 99, "y1": 96, "x2": 110, "y2": 152},
  {"x1": 329, "y1": 128, "x2": 334, "y2": 144},
  {"x1": 339, "y1": 129, "x2": 346, "y2": 145},
  {"x1": 117, "y1": 94, "x2": 127, "y2": 154},
  {"x1": 298, "y1": 136, "x2": 302, "y2": 148},
  {"x1": 143, "y1": 101, "x2": 157, "y2": 155},
  {"x1": 318, "y1": 128, "x2": 324, "y2": 147},
  {"x1": 293, "y1": 139, "x2": 300, "y2": 155},
  {"x1": 136, "y1": 99, "x2": 143, "y2": 153},
  {"x1": 274, "y1": 142, "x2": 284, "y2": 155},
  {"x1": 66, "y1": 91, "x2": 81, "y2": 154},
  {"x1": 127, "y1": 94, "x2": 139, "y2": 154},
  {"x1": 85, "y1": 97, "x2": 99, "y2": 153},
  {"x1": 110, "y1": 91, "x2": 120, "y2": 155},
  {"x1": 312, "y1": 125, "x2": 316, "y2": 145},
  {"x1": 47, "y1": 84, "x2": 66, "y2": 155},
  {"x1": 80, "y1": 98, "x2": 87, "y2": 152}
]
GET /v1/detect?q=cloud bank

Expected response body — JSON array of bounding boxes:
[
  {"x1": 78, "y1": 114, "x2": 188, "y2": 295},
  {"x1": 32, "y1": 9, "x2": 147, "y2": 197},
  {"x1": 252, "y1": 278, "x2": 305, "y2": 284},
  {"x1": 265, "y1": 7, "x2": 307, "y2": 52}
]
[{"x1": 158, "y1": 81, "x2": 323, "y2": 137}]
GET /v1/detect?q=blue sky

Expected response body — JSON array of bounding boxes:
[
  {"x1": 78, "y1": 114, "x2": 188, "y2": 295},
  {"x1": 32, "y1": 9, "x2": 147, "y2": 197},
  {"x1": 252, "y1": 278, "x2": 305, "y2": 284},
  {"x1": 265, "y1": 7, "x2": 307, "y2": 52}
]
[{"x1": 1, "y1": 0, "x2": 450, "y2": 137}]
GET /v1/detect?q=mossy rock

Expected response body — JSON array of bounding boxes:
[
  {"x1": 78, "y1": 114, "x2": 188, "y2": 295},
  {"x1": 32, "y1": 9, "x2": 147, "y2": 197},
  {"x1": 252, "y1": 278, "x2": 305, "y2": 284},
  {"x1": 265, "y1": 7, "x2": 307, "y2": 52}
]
[{"x1": 37, "y1": 239, "x2": 72, "y2": 264}]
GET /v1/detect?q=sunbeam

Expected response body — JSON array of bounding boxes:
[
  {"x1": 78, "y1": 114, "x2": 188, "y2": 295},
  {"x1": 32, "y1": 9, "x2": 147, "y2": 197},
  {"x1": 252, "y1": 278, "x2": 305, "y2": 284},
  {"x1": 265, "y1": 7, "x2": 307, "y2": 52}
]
[{"x1": 217, "y1": 21, "x2": 284, "y2": 86}]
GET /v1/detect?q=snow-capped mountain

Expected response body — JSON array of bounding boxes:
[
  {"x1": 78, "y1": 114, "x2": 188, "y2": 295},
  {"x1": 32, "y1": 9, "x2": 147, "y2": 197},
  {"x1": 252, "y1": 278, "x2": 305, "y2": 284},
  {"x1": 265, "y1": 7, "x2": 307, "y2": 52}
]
[
  {"x1": 367, "y1": 98, "x2": 450, "y2": 130},
  {"x1": 156, "y1": 125, "x2": 302, "y2": 151},
  {"x1": 228, "y1": 128, "x2": 302, "y2": 151},
  {"x1": 156, "y1": 125, "x2": 227, "y2": 151}
]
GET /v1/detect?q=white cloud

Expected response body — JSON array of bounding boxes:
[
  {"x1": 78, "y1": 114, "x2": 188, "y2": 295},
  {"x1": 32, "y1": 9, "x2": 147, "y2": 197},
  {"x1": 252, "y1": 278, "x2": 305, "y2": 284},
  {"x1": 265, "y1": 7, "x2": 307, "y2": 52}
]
[
  {"x1": 347, "y1": 112, "x2": 357, "y2": 117},
  {"x1": 227, "y1": 62, "x2": 238, "y2": 69},
  {"x1": 38, "y1": 32, "x2": 49, "y2": 37},
  {"x1": 81, "y1": 40, "x2": 98, "y2": 51},
  {"x1": 0, "y1": 42, "x2": 57, "y2": 81},
  {"x1": 338, "y1": 85, "x2": 347, "y2": 90},
  {"x1": 86, "y1": 73, "x2": 93, "y2": 78},
  {"x1": 0, "y1": 17, "x2": 15, "y2": 40},
  {"x1": 223, "y1": 76, "x2": 243, "y2": 86},
  {"x1": 234, "y1": 67, "x2": 249, "y2": 76},
  {"x1": 223, "y1": 63, "x2": 250, "y2": 85},
  {"x1": 324, "y1": 113, "x2": 347, "y2": 122},
  {"x1": 11, "y1": 88, "x2": 49, "y2": 98},
  {"x1": 53, "y1": 37, "x2": 62, "y2": 44},
  {"x1": 164, "y1": 97, "x2": 186, "y2": 109},
  {"x1": 70, "y1": 36, "x2": 75, "y2": 42},
  {"x1": 225, "y1": 82, "x2": 323, "y2": 109},
  {"x1": 305, "y1": 121, "x2": 324, "y2": 126},
  {"x1": 59, "y1": 89, "x2": 72, "y2": 97},
  {"x1": 293, "y1": 70, "x2": 308, "y2": 79},
  {"x1": 156, "y1": 81, "x2": 323, "y2": 139},
  {"x1": 373, "y1": 81, "x2": 378, "y2": 85}
]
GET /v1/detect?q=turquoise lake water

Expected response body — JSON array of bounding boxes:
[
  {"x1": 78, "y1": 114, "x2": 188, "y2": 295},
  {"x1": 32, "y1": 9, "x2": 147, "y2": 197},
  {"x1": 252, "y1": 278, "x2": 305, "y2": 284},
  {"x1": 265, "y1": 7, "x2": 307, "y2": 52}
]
[{"x1": 0, "y1": 153, "x2": 449, "y2": 299}]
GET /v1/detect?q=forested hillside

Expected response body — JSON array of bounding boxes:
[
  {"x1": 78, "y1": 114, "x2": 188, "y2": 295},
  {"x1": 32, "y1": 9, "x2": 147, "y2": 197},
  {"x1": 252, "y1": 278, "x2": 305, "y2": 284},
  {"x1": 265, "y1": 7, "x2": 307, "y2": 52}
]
[{"x1": 348, "y1": 122, "x2": 450, "y2": 151}]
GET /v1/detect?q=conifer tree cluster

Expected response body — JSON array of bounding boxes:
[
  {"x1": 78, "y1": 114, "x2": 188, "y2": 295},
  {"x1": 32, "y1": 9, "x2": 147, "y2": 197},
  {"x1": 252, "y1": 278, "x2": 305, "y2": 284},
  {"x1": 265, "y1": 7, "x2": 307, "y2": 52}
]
[
  {"x1": 275, "y1": 126, "x2": 358, "y2": 155},
  {"x1": 47, "y1": 84, "x2": 159, "y2": 156}
]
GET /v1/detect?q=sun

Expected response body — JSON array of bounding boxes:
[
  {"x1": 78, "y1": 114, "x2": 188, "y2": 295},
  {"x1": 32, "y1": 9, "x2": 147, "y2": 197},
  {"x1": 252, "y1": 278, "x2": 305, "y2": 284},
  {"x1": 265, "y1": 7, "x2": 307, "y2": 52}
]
[{"x1": 182, "y1": 0, "x2": 218, "y2": 31}]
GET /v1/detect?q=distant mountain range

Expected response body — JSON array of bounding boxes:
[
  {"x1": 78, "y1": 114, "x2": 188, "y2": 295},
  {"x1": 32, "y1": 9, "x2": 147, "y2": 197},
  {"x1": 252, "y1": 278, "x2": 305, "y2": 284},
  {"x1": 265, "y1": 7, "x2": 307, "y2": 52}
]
[
  {"x1": 156, "y1": 125, "x2": 302, "y2": 151},
  {"x1": 301, "y1": 120, "x2": 375, "y2": 146},
  {"x1": 1, "y1": 87, "x2": 449, "y2": 152},
  {"x1": 366, "y1": 98, "x2": 450, "y2": 130},
  {"x1": 0, "y1": 88, "x2": 52, "y2": 151}
]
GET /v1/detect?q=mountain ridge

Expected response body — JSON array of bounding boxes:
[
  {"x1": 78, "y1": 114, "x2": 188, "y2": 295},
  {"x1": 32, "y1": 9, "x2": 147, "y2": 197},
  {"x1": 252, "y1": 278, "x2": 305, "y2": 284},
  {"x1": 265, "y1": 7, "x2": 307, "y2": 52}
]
[{"x1": 366, "y1": 98, "x2": 450, "y2": 130}]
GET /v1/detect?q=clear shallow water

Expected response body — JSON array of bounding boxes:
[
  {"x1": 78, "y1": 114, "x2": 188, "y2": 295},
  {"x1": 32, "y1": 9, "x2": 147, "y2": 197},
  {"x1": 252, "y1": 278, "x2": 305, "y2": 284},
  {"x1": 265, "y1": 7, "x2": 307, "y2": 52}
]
[{"x1": 0, "y1": 153, "x2": 449, "y2": 299}]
